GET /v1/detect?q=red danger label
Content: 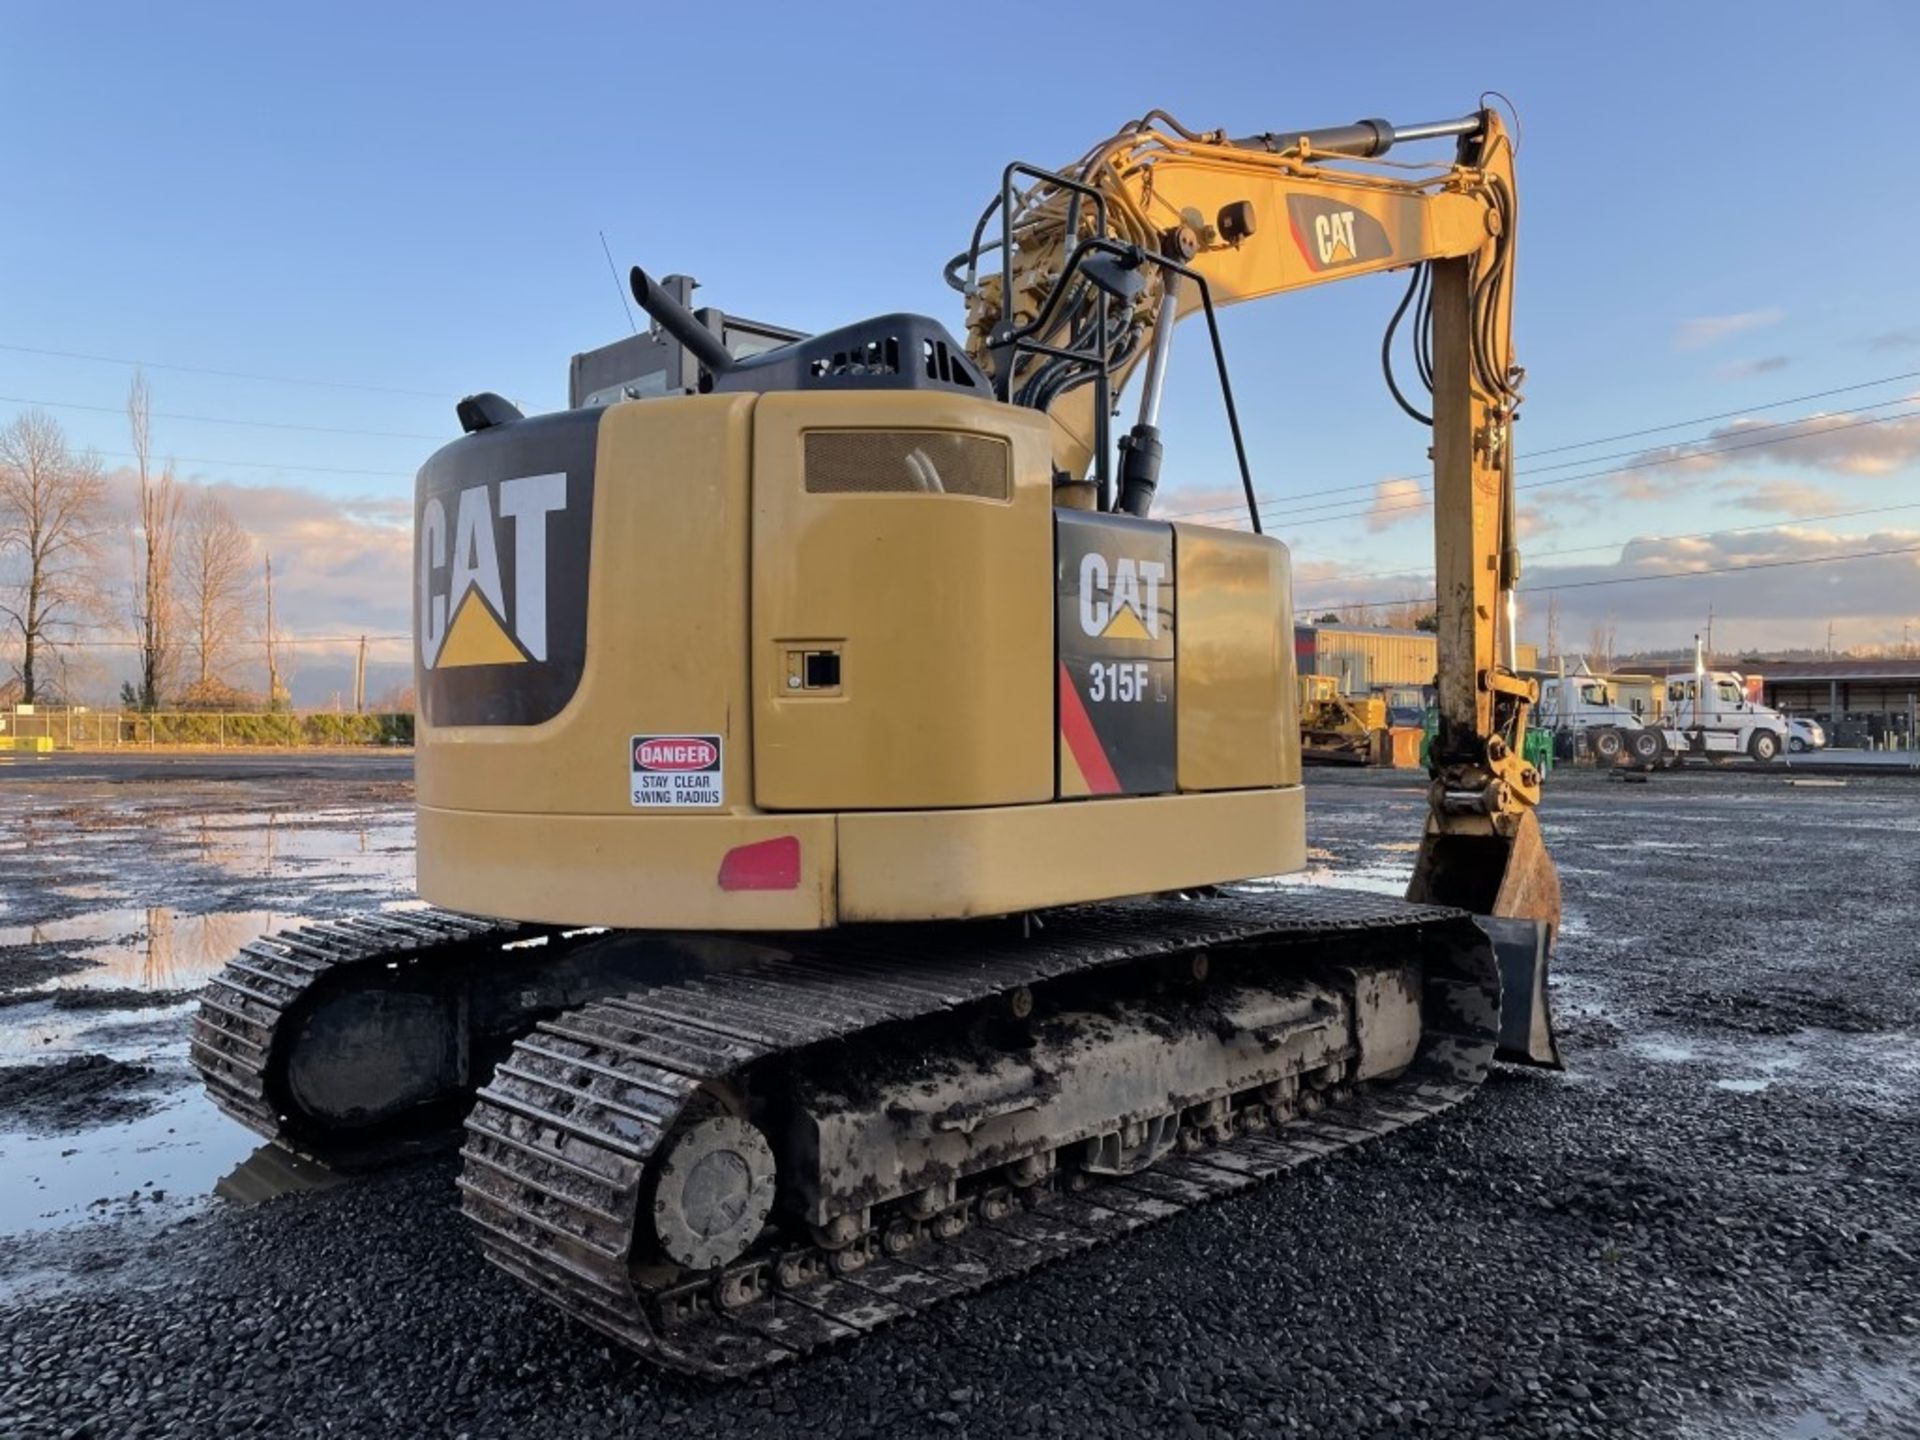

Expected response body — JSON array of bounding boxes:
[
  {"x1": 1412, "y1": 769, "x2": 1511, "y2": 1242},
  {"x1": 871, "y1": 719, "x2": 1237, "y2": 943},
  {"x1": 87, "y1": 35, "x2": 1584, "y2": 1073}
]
[
  {"x1": 631, "y1": 733, "x2": 723, "y2": 809},
  {"x1": 634, "y1": 737, "x2": 719, "y2": 771}
]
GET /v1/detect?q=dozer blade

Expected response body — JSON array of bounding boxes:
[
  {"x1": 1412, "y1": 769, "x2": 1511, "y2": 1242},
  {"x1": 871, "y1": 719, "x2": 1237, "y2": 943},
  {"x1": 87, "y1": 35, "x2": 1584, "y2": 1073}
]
[{"x1": 1407, "y1": 806, "x2": 1561, "y2": 1068}]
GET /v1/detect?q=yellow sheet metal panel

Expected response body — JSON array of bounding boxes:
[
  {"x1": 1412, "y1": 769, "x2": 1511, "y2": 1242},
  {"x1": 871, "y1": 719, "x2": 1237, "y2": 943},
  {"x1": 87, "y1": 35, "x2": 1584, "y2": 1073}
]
[
  {"x1": 1306, "y1": 626, "x2": 1437, "y2": 688},
  {"x1": 837, "y1": 787, "x2": 1305, "y2": 923},
  {"x1": 416, "y1": 394, "x2": 757, "y2": 820},
  {"x1": 1172, "y1": 523, "x2": 1296, "y2": 790},
  {"x1": 419, "y1": 805, "x2": 835, "y2": 930},
  {"x1": 751, "y1": 392, "x2": 1054, "y2": 811}
]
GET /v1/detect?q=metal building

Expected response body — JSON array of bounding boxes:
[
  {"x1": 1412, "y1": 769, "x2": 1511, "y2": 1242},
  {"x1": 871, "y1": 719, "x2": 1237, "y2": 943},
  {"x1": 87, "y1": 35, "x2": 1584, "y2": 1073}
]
[
  {"x1": 1294, "y1": 624, "x2": 1538, "y2": 691},
  {"x1": 1758, "y1": 659, "x2": 1920, "y2": 749}
]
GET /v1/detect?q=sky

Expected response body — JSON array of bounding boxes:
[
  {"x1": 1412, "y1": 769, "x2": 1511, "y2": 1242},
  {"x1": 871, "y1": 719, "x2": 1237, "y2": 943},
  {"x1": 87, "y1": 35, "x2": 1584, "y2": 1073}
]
[{"x1": 4, "y1": 2, "x2": 1919, "y2": 702}]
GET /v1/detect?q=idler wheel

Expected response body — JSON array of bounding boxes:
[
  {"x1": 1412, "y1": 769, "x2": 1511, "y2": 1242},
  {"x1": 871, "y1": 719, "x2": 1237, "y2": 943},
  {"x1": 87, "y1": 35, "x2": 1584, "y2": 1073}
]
[{"x1": 650, "y1": 1115, "x2": 777, "y2": 1270}]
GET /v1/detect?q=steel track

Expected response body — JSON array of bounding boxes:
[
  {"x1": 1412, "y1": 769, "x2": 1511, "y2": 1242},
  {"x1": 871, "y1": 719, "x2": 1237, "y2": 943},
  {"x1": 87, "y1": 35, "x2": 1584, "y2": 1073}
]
[
  {"x1": 190, "y1": 908, "x2": 585, "y2": 1152},
  {"x1": 455, "y1": 889, "x2": 1499, "y2": 1377}
]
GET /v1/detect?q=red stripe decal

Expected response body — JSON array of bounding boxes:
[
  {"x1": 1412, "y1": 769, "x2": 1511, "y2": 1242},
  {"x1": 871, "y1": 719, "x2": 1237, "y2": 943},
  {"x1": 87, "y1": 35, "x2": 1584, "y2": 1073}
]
[
  {"x1": 1057, "y1": 662, "x2": 1122, "y2": 795},
  {"x1": 1287, "y1": 216, "x2": 1320, "y2": 270}
]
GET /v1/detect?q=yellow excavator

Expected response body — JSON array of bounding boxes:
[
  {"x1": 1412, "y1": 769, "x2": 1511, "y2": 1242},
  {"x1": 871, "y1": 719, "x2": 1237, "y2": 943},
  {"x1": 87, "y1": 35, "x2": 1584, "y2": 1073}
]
[
  {"x1": 1298, "y1": 675, "x2": 1391, "y2": 765},
  {"x1": 193, "y1": 103, "x2": 1559, "y2": 1377}
]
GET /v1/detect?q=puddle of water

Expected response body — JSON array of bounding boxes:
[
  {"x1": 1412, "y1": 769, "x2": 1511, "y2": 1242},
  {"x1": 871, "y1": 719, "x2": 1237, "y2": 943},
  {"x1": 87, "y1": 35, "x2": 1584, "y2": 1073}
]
[
  {"x1": 0, "y1": 908, "x2": 151, "y2": 951},
  {"x1": 1, "y1": 907, "x2": 295, "y2": 995},
  {"x1": 1715, "y1": 1077, "x2": 1773, "y2": 1094},
  {"x1": 0, "y1": 996, "x2": 197, "y2": 1063},
  {"x1": 1634, "y1": 1039, "x2": 1699, "y2": 1063},
  {"x1": 0, "y1": 1087, "x2": 259, "y2": 1238},
  {"x1": 159, "y1": 810, "x2": 412, "y2": 886},
  {"x1": 50, "y1": 883, "x2": 116, "y2": 902},
  {"x1": 214, "y1": 1142, "x2": 346, "y2": 1206},
  {"x1": 1698, "y1": 1351, "x2": 1920, "y2": 1438},
  {"x1": 1262, "y1": 863, "x2": 1410, "y2": 898}
]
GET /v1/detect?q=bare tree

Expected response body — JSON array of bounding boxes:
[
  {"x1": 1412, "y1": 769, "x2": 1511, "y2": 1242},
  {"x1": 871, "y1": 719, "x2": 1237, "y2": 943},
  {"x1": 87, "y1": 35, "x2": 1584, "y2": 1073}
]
[
  {"x1": 0, "y1": 410, "x2": 108, "y2": 702},
  {"x1": 1544, "y1": 594, "x2": 1562, "y2": 670},
  {"x1": 261, "y1": 550, "x2": 295, "y2": 709},
  {"x1": 126, "y1": 371, "x2": 183, "y2": 709},
  {"x1": 175, "y1": 488, "x2": 257, "y2": 701},
  {"x1": 1586, "y1": 617, "x2": 1617, "y2": 675}
]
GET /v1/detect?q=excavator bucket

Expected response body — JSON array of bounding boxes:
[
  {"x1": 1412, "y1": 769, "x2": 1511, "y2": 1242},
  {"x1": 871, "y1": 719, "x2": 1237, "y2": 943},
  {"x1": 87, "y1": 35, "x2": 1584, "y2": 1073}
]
[{"x1": 1407, "y1": 808, "x2": 1561, "y2": 1067}]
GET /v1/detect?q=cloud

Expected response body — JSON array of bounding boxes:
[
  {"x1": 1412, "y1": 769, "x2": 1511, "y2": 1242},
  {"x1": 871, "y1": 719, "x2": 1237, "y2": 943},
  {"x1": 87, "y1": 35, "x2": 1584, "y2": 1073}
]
[
  {"x1": 1155, "y1": 482, "x2": 1258, "y2": 525},
  {"x1": 1719, "y1": 478, "x2": 1846, "y2": 517},
  {"x1": 1364, "y1": 476, "x2": 1424, "y2": 533},
  {"x1": 1866, "y1": 328, "x2": 1920, "y2": 352},
  {"x1": 1613, "y1": 406, "x2": 1920, "y2": 490},
  {"x1": 81, "y1": 469, "x2": 413, "y2": 705},
  {"x1": 1521, "y1": 525, "x2": 1920, "y2": 652},
  {"x1": 1674, "y1": 309, "x2": 1783, "y2": 352},
  {"x1": 1714, "y1": 355, "x2": 1790, "y2": 381}
]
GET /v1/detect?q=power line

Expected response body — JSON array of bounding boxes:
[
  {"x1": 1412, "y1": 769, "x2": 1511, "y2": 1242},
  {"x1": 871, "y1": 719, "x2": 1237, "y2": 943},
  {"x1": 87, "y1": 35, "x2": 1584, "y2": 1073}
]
[
  {"x1": 1162, "y1": 369, "x2": 1920, "y2": 522},
  {"x1": 1309, "y1": 543, "x2": 1920, "y2": 613},
  {"x1": 50, "y1": 634, "x2": 410, "y2": 649},
  {"x1": 1524, "y1": 369, "x2": 1920, "y2": 457},
  {"x1": 1526, "y1": 544, "x2": 1920, "y2": 595},
  {"x1": 1177, "y1": 394, "x2": 1920, "y2": 524},
  {"x1": 1294, "y1": 500, "x2": 1920, "y2": 591},
  {"x1": 87, "y1": 449, "x2": 412, "y2": 480},
  {"x1": 1259, "y1": 406, "x2": 1920, "y2": 532},
  {"x1": 0, "y1": 342, "x2": 454, "y2": 400},
  {"x1": 0, "y1": 393, "x2": 444, "y2": 441}
]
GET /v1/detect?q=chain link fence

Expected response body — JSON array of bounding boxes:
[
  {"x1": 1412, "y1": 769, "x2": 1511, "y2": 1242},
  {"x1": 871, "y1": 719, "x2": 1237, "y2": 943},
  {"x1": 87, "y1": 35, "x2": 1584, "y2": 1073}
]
[{"x1": 1, "y1": 706, "x2": 413, "y2": 749}]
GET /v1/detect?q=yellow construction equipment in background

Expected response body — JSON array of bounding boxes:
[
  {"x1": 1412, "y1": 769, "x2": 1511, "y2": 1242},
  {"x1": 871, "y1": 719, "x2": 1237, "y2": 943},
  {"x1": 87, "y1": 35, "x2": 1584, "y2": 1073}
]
[{"x1": 1298, "y1": 674, "x2": 1390, "y2": 765}]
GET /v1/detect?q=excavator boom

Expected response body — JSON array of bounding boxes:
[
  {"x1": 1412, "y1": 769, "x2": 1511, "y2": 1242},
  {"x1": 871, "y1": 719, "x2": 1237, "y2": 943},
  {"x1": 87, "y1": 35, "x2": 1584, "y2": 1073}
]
[{"x1": 954, "y1": 107, "x2": 1560, "y2": 1023}]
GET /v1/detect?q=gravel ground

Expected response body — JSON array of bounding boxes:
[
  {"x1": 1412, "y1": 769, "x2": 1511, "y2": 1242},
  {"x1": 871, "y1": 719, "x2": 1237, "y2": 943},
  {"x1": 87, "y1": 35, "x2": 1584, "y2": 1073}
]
[{"x1": 2, "y1": 765, "x2": 1918, "y2": 1438}]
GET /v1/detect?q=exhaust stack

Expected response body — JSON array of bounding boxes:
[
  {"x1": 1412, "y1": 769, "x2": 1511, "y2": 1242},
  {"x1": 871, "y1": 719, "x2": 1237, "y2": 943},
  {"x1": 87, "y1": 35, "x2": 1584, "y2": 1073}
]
[{"x1": 629, "y1": 267, "x2": 736, "y2": 383}]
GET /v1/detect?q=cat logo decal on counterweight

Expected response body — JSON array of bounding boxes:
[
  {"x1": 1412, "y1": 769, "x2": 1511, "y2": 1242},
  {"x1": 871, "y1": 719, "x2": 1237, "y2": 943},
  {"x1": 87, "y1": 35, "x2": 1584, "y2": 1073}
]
[
  {"x1": 418, "y1": 474, "x2": 567, "y2": 671},
  {"x1": 1077, "y1": 552, "x2": 1166, "y2": 643},
  {"x1": 414, "y1": 408, "x2": 599, "y2": 728}
]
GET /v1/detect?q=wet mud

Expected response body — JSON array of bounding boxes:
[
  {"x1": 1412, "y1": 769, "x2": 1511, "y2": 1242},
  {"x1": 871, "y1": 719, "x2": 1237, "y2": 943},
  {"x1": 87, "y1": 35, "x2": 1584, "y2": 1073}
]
[
  {"x1": 0, "y1": 760, "x2": 1917, "y2": 1438},
  {"x1": 0, "y1": 1055, "x2": 163, "y2": 1130}
]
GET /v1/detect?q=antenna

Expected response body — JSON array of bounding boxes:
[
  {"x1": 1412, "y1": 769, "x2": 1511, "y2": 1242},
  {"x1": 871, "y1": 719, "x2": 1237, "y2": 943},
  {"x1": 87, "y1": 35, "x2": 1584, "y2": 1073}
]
[{"x1": 599, "y1": 231, "x2": 639, "y2": 334}]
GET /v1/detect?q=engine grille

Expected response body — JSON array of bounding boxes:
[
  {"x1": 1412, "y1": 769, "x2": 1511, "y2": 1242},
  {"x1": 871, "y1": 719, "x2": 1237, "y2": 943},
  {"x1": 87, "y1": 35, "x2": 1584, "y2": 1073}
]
[{"x1": 804, "y1": 430, "x2": 1010, "y2": 500}]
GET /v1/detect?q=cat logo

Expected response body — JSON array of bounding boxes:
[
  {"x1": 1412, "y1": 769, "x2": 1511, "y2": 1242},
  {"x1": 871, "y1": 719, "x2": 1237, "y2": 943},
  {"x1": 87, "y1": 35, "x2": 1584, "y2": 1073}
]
[
  {"x1": 1285, "y1": 195, "x2": 1392, "y2": 272},
  {"x1": 417, "y1": 473, "x2": 568, "y2": 670},
  {"x1": 1078, "y1": 552, "x2": 1165, "y2": 641},
  {"x1": 1314, "y1": 210, "x2": 1359, "y2": 265}
]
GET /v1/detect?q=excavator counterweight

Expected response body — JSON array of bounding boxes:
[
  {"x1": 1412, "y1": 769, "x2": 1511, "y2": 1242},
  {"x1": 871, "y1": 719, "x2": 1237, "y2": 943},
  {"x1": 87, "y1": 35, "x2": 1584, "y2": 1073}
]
[{"x1": 193, "y1": 101, "x2": 1559, "y2": 1376}]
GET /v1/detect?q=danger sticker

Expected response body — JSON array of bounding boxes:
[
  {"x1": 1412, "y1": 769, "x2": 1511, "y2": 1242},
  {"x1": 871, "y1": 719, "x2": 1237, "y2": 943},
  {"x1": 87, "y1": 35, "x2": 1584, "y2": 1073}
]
[{"x1": 631, "y1": 734, "x2": 724, "y2": 808}]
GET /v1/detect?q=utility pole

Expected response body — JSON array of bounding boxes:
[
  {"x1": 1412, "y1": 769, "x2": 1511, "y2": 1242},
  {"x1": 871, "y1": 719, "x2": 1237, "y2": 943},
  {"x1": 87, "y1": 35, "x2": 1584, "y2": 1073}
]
[
  {"x1": 1827, "y1": 619, "x2": 1835, "y2": 658},
  {"x1": 354, "y1": 635, "x2": 367, "y2": 714},
  {"x1": 264, "y1": 552, "x2": 278, "y2": 711},
  {"x1": 1704, "y1": 604, "x2": 1714, "y2": 665}
]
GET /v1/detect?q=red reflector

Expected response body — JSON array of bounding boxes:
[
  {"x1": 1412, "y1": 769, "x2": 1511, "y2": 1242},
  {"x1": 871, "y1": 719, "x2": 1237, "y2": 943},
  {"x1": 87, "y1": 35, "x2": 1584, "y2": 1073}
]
[{"x1": 718, "y1": 836, "x2": 801, "y2": 891}]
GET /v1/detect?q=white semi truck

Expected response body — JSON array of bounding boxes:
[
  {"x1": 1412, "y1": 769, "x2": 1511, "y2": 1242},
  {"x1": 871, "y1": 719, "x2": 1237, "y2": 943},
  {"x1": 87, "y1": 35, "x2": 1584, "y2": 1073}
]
[{"x1": 1539, "y1": 646, "x2": 1790, "y2": 766}]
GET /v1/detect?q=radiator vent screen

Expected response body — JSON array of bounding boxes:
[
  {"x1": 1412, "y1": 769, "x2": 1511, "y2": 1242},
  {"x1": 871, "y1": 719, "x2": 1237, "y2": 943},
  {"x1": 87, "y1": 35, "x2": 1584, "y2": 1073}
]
[{"x1": 804, "y1": 430, "x2": 1010, "y2": 500}]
